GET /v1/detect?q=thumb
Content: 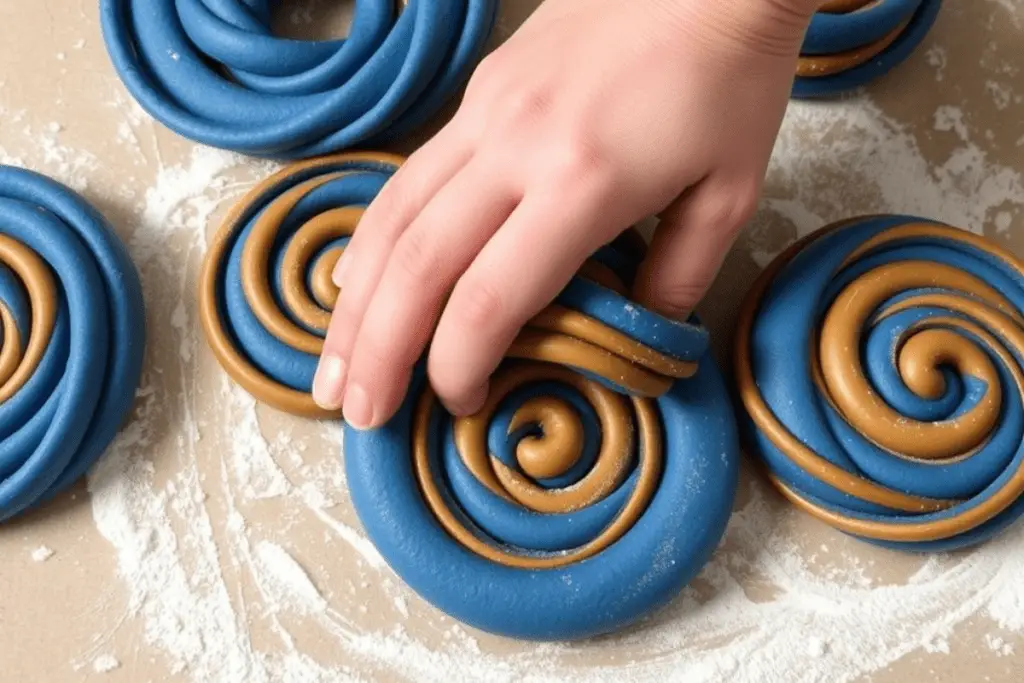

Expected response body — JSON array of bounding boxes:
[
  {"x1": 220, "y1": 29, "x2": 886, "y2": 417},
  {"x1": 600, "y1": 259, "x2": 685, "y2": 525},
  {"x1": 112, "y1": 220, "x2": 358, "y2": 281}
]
[{"x1": 634, "y1": 179, "x2": 757, "y2": 319}]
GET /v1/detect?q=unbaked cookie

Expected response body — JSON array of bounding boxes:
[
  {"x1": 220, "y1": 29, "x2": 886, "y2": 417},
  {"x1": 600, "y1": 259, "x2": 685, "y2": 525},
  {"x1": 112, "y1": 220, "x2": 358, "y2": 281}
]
[
  {"x1": 100, "y1": 0, "x2": 497, "y2": 158},
  {"x1": 199, "y1": 152, "x2": 742, "y2": 639},
  {"x1": 793, "y1": 0, "x2": 942, "y2": 98},
  {"x1": 0, "y1": 166, "x2": 146, "y2": 521},
  {"x1": 735, "y1": 215, "x2": 1024, "y2": 551}
]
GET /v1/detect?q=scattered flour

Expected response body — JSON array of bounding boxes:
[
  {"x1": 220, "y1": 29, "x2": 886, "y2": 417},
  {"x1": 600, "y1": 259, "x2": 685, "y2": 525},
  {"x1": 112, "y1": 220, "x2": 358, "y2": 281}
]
[
  {"x1": 0, "y1": 5, "x2": 1001, "y2": 682},
  {"x1": 31, "y1": 545, "x2": 55, "y2": 562},
  {"x1": 77, "y1": 92, "x2": 1024, "y2": 682},
  {"x1": 93, "y1": 655, "x2": 121, "y2": 673}
]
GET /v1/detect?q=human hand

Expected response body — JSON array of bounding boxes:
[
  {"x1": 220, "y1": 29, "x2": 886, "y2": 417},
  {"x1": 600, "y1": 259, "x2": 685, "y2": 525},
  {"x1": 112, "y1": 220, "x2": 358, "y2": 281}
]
[{"x1": 313, "y1": 0, "x2": 820, "y2": 428}]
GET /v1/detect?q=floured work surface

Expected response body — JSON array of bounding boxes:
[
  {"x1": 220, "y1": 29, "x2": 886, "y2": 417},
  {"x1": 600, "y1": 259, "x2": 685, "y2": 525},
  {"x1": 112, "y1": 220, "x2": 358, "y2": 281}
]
[{"x1": 0, "y1": 2, "x2": 1022, "y2": 681}]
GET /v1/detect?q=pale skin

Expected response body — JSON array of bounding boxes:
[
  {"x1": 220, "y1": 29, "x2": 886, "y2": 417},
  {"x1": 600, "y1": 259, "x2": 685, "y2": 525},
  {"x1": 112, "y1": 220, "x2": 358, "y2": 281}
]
[{"x1": 312, "y1": 0, "x2": 825, "y2": 428}]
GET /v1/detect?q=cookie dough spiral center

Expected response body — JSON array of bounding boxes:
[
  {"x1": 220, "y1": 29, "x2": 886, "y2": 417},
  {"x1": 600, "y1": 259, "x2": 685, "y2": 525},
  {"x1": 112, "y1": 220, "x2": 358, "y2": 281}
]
[
  {"x1": 819, "y1": 259, "x2": 1012, "y2": 460},
  {"x1": 508, "y1": 396, "x2": 585, "y2": 480}
]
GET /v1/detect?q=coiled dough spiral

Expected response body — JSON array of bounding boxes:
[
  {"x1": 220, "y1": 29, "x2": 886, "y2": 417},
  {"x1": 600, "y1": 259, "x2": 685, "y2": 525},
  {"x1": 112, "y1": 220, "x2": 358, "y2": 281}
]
[
  {"x1": 735, "y1": 215, "x2": 1024, "y2": 551},
  {"x1": 198, "y1": 152, "x2": 402, "y2": 417},
  {"x1": 793, "y1": 0, "x2": 942, "y2": 98},
  {"x1": 200, "y1": 151, "x2": 740, "y2": 638},
  {"x1": 100, "y1": 0, "x2": 498, "y2": 158},
  {"x1": 0, "y1": 167, "x2": 146, "y2": 521},
  {"x1": 345, "y1": 223, "x2": 740, "y2": 640}
]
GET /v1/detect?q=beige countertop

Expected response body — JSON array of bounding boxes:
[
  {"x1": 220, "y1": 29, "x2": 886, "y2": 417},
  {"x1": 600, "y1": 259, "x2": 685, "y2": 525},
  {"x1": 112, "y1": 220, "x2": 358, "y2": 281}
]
[{"x1": 1, "y1": 1, "x2": 1022, "y2": 682}]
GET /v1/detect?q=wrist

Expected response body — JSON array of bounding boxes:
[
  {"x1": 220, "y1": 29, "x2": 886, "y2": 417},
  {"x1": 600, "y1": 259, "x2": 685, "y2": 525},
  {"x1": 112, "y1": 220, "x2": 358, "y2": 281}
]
[
  {"x1": 778, "y1": 0, "x2": 829, "y2": 17},
  {"x1": 657, "y1": 0, "x2": 820, "y2": 57}
]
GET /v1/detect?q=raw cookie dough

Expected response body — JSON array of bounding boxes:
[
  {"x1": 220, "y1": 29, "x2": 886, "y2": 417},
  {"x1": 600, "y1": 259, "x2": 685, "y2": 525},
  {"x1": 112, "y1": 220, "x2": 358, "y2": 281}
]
[
  {"x1": 202, "y1": 152, "x2": 740, "y2": 640},
  {"x1": 0, "y1": 166, "x2": 146, "y2": 521},
  {"x1": 793, "y1": 0, "x2": 942, "y2": 98},
  {"x1": 99, "y1": 0, "x2": 498, "y2": 158},
  {"x1": 199, "y1": 152, "x2": 402, "y2": 417},
  {"x1": 734, "y1": 215, "x2": 1024, "y2": 552},
  {"x1": 346, "y1": 230, "x2": 740, "y2": 640}
]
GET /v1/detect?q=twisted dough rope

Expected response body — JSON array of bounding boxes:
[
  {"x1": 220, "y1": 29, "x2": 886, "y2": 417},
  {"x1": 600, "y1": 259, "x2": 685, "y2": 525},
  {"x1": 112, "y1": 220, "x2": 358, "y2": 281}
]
[
  {"x1": 199, "y1": 152, "x2": 741, "y2": 640},
  {"x1": 735, "y1": 215, "x2": 1024, "y2": 552},
  {"x1": 100, "y1": 0, "x2": 497, "y2": 158},
  {"x1": 793, "y1": 0, "x2": 942, "y2": 98},
  {"x1": 0, "y1": 167, "x2": 146, "y2": 522}
]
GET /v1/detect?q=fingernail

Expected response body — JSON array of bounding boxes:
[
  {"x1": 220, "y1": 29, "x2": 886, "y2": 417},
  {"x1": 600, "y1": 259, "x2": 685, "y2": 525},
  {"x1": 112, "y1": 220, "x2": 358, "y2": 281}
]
[
  {"x1": 333, "y1": 254, "x2": 349, "y2": 287},
  {"x1": 343, "y1": 383, "x2": 374, "y2": 430},
  {"x1": 312, "y1": 354, "x2": 346, "y2": 410}
]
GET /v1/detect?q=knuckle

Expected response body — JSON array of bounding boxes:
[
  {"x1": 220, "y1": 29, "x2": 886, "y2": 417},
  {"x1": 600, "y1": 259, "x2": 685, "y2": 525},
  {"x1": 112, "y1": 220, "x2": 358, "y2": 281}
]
[
  {"x1": 703, "y1": 185, "x2": 760, "y2": 235},
  {"x1": 426, "y1": 351, "x2": 475, "y2": 404},
  {"x1": 549, "y1": 131, "x2": 608, "y2": 180},
  {"x1": 352, "y1": 339, "x2": 397, "y2": 381},
  {"x1": 650, "y1": 280, "x2": 709, "y2": 318},
  {"x1": 390, "y1": 228, "x2": 440, "y2": 284},
  {"x1": 499, "y1": 85, "x2": 553, "y2": 125},
  {"x1": 466, "y1": 52, "x2": 505, "y2": 96},
  {"x1": 451, "y1": 277, "x2": 506, "y2": 332}
]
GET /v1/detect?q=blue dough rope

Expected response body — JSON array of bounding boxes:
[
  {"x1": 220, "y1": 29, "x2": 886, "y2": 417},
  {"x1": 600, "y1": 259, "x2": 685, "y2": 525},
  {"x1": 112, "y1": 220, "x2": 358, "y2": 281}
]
[
  {"x1": 0, "y1": 167, "x2": 146, "y2": 522},
  {"x1": 100, "y1": 0, "x2": 499, "y2": 158},
  {"x1": 793, "y1": 0, "x2": 942, "y2": 98},
  {"x1": 735, "y1": 215, "x2": 1024, "y2": 552}
]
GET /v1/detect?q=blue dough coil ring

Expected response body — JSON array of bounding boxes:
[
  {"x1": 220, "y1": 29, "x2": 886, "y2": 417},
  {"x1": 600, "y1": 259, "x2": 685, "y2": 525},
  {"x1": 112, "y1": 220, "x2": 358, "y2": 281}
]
[
  {"x1": 346, "y1": 235, "x2": 740, "y2": 639},
  {"x1": 99, "y1": 0, "x2": 498, "y2": 158},
  {"x1": 793, "y1": 0, "x2": 942, "y2": 98},
  {"x1": 735, "y1": 215, "x2": 1024, "y2": 552},
  {"x1": 0, "y1": 167, "x2": 146, "y2": 521},
  {"x1": 198, "y1": 152, "x2": 404, "y2": 417}
]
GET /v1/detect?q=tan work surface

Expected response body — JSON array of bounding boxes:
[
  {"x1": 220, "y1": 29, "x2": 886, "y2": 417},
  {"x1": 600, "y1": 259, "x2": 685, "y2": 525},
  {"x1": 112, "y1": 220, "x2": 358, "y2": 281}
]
[{"x1": 0, "y1": 2, "x2": 1022, "y2": 681}]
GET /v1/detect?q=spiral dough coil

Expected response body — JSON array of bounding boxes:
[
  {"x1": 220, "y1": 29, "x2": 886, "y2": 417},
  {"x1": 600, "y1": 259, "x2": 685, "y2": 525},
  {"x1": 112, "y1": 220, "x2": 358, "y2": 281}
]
[
  {"x1": 199, "y1": 152, "x2": 740, "y2": 639},
  {"x1": 100, "y1": 0, "x2": 498, "y2": 158},
  {"x1": 793, "y1": 0, "x2": 942, "y2": 98},
  {"x1": 735, "y1": 215, "x2": 1024, "y2": 552},
  {"x1": 0, "y1": 167, "x2": 146, "y2": 522},
  {"x1": 341, "y1": 210, "x2": 740, "y2": 639}
]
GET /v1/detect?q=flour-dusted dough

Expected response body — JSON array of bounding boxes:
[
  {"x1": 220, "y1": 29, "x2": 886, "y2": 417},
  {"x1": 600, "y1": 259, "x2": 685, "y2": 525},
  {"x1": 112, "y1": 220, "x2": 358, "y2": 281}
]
[
  {"x1": 99, "y1": 0, "x2": 498, "y2": 158},
  {"x1": 345, "y1": 226, "x2": 740, "y2": 640},
  {"x1": 735, "y1": 215, "x2": 1024, "y2": 551},
  {"x1": 198, "y1": 152, "x2": 403, "y2": 417},
  {"x1": 200, "y1": 152, "x2": 741, "y2": 640},
  {"x1": 0, "y1": 166, "x2": 145, "y2": 521}
]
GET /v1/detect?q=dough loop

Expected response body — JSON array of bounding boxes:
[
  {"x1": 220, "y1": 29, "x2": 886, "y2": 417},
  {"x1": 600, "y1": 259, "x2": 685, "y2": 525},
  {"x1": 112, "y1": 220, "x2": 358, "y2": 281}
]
[
  {"x1": 735, "y1": 215, "x2": 1024, "y2": 551},
  {"x1": 346, "y1": 229, "x2": 740, "y2": 639},
  {"x1": 794, "y1": 0, "x2": 942, "y2": 98},
  {"x1": 100, "y1": 0, "x2": 497, "y2": 158},
  {"x1": 199, "y1": 152, "x2": 403, "y2": 417},
  {"x1": 0, "y1": 167, "x2": 146, "y2": 521}
]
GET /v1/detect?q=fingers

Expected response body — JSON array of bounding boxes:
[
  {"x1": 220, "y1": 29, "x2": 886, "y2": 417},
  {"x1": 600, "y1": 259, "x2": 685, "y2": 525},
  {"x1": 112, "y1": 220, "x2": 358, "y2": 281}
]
[
  {"x1": 634, "y1": 176, "x2": 759, "y2": 319},
  {"x1": 312, "y1": 123, "x2": 471, "y2": 411},
  {"x1": 428, "y1": 184, "x2": 612, "y2": 416},
  {"x1": 337, "y1": 160, "x2": 519, "y2": 428},
  {"x1": 332, "y1": 121, "x2": 471, "y2": 291}
]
